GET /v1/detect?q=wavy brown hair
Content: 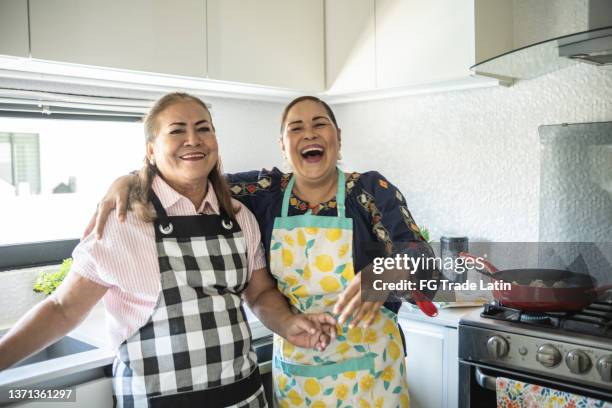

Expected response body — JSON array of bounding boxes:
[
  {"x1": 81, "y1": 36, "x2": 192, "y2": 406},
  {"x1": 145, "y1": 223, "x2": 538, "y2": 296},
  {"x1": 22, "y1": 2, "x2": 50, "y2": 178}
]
[{"x1": 131, "y1": 92, "x2": 238, "y2": 222}]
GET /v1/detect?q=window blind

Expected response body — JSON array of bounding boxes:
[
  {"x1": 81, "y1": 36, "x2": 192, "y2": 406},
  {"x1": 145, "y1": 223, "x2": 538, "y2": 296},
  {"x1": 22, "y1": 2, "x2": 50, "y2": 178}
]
[{"x1": 0, "y1": 88, "x2": 153, "y2": 120}]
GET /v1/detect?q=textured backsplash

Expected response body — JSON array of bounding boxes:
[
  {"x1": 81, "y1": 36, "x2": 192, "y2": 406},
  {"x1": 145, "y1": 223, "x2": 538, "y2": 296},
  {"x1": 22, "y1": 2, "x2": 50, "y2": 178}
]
[
  {"x1": 333, "y1": 63, "x2": 612, "y2": 242},
  {"x1": 539, "y1": 122, "x2": 612, "y2": 243}
]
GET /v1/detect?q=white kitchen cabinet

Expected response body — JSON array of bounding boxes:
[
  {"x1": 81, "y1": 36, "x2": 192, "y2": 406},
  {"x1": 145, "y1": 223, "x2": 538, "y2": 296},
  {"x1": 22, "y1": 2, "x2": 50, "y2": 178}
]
[
  {"x1": 207, "y1": 0, "x2": 324, "y2": 91},
  {"x1": 0, "y1": 0, "x2": 29, "y2": 58},
  {"x1": 29, "y1": 0, "x2": 207, "y2": 77},
  {"x1": 324, "y1": 0, "x2": 376, "y2": 93},
  {"x1": 13, "y1": 377, "x2": 113, "y2": 407},
  {"x1": 375, "y1": 0, "x2": 513, "y2": 88},
  {"x1": 400, "y1": 319, "x2": 458, "y2": 408}
]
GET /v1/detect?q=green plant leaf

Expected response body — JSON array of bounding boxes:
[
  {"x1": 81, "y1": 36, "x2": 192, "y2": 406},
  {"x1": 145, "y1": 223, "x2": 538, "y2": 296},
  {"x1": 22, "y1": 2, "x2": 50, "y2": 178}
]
[{"x1": 33, "y1": 258, "x2": 72, "y2": 295}]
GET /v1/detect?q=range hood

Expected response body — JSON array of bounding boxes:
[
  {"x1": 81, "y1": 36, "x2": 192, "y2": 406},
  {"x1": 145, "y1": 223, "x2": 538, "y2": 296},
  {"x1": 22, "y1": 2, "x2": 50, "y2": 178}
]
[
  {"x1": 472, "y1": 25, "x2": 612, "y2": 80},
  {"x1": 472, "y1": 1, "x2": 612, "y2": 80},
  {"x1": 558, "y1": 28, "x2": 612, "y2": 66}
]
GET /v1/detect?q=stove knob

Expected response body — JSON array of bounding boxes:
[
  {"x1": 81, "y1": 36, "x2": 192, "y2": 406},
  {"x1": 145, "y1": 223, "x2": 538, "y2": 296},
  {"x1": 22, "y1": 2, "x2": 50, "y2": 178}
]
[
  {"x1": 565, "y1": 350, "x2": 591, "y2": 374},
  {"x1": 597, "y1": 355, "x2": 612, "y2": 382},
  {"x1": 536, "y1": 344, "x2": 562, "y2": 368},
  {"x1": 486, "y1": 335, "x2": 509, "y2": 359}
]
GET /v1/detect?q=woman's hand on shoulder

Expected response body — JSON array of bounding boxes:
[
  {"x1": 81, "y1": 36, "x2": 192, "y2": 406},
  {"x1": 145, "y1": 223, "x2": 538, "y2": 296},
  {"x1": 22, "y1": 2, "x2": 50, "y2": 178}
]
[{"x1": 82, "y1": 174, "x2": 138, "y2": 239}]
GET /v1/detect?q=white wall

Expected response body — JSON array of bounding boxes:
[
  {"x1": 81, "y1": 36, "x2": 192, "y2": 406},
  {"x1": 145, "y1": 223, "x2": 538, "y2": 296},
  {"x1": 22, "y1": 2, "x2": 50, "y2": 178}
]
[
  {"x1": 333, "y1": 63, "x2": 612, "y2": 242},
  {"x1": 206, "y1": 96, "x2": 284, "y2": 173}
]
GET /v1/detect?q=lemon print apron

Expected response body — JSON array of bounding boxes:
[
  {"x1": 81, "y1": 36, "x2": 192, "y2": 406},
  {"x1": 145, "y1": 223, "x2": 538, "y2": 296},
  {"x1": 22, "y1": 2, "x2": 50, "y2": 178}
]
[{"x1": 269, "y1": 169, "x2": 409, "y2": 408}]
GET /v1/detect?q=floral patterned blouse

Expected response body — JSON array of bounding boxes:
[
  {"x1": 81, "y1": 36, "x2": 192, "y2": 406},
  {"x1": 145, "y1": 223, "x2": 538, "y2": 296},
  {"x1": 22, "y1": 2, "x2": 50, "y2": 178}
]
[{"x1": 227, "y1": 168, "x2": 438, "y2": 314}]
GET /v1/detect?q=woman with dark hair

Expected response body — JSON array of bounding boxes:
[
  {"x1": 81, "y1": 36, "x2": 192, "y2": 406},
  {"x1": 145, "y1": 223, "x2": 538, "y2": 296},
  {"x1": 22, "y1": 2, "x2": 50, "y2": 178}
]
[
  {"x1": 89, "y1": 95, "x2": 438, "y2": 407},
  {"x1": 0, "y1": 93, "x2": 335, "y2": 408}
]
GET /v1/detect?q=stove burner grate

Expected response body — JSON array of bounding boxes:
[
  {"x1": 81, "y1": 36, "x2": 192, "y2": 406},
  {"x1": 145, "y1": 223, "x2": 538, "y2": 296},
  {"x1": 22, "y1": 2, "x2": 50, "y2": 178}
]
[{"x1": 481, "y1": 301, "x2": 612, "y2": 338}]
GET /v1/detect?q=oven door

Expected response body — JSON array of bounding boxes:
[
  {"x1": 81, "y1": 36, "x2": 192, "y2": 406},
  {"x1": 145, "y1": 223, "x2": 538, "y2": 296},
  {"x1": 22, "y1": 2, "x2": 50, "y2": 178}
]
[{"x1": 459, "y1": 360, "x2": 612, "y2": 408}]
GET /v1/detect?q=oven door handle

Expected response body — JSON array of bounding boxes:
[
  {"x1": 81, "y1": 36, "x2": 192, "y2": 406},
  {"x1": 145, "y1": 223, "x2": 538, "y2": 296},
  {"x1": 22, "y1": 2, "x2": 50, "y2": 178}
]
[{"x1": 475, "y1": 367, "x2": 497, "y2": 391}]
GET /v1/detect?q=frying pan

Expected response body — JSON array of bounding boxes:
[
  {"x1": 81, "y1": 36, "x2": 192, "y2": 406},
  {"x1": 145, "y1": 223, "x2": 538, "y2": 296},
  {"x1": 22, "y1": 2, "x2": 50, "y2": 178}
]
[{"x1": 459, "y1": 252, "x2": 612, "y2": 312}]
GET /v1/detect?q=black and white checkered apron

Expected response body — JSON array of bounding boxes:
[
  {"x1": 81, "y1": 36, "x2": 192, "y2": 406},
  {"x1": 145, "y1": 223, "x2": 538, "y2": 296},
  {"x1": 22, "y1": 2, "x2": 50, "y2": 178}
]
[{"x1": 112, "y1": 192, "x2": 267, "y2": 408}]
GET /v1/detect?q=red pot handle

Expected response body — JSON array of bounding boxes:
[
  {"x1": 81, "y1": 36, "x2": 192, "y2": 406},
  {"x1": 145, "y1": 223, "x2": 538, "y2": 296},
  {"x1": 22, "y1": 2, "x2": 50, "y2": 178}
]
[
  {"x1": 412, "y1": 290, "x2": 438, "y2": 317},
  {"x1": 459, "y1": 252, "x2": 499, "y2": 274}
]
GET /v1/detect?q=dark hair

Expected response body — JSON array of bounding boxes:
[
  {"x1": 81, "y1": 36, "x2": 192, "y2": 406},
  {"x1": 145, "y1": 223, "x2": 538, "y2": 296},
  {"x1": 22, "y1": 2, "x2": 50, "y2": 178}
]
[
  {"x1": 132, "y1": 92, "x2": 238, "y2": 222},
  {"x1": 280, "y1": 96, "x2": 338, "y2": 133}
]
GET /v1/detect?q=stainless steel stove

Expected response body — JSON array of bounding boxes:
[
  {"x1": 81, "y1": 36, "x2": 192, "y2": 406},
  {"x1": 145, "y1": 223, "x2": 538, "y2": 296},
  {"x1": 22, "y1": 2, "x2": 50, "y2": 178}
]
[{"x1": 458, "y1": 301, "x2": 612, "y2": 407}]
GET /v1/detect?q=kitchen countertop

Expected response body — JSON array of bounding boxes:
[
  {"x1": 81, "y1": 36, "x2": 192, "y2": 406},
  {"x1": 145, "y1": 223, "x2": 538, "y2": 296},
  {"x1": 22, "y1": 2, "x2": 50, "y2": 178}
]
[
  {"x1": 0, "y1": 303, "x2": 115, "y2": 390},
  {"x1": 398, "y1": 303, "x2": 482, "y2": 328}
]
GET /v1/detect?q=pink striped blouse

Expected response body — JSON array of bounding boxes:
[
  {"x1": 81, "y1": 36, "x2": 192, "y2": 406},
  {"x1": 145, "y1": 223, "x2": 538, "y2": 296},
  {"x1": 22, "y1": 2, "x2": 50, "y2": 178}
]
[{"x1": 71, "y1": 176, "x2": 266, "y2": 349}]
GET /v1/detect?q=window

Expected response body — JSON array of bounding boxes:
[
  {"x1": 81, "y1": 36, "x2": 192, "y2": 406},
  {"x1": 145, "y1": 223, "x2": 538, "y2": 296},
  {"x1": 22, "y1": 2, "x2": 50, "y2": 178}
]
[
  {"x1": 0, "y1": 115, "x2": 144, "y2": 268},
  {"x1": 0, "y1": 132, "x2": 41, "y2": 195}
]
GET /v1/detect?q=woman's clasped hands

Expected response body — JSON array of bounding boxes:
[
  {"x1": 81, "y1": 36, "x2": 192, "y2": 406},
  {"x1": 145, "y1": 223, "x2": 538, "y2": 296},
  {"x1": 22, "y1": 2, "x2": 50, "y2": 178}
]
[{"x1": 283, "y1": 312, "x2": 337, "y2": 352}]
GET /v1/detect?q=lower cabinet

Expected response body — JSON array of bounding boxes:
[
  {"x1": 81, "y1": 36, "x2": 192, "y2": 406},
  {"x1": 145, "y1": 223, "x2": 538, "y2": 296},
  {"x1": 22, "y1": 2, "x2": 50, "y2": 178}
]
[
  {"x1": 13, "y1": 377, "x2": 113, "y2": 407},
  {"x1": 399, "y1": 319, "x2": 459, "y2": 408}
]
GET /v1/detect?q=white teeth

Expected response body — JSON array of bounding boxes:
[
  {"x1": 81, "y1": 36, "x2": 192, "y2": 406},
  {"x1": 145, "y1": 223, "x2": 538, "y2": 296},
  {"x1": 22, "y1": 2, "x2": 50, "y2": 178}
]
[
  {"x1": 301, "y1": 147, "x2": 324, "y2": 154},
  {"x1": 181, "y1": 153, "x2": 204, "y2": 159}
]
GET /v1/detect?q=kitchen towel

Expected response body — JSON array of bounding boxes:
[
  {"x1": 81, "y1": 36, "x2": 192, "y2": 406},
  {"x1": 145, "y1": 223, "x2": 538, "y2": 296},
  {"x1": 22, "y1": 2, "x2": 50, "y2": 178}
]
[{"x1": 496, "y1": 377, "x2": 611, "y2": 408}]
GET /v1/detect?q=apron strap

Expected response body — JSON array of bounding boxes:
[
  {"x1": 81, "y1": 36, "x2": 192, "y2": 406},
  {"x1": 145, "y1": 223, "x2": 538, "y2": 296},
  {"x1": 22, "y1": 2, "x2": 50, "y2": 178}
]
[
  {"x1": 150, "y1": 190, "x2": 235, "y2": 233},
  {"x1": 336, "y1": 169, "x2": 346, "y2": 218},
  {"x1": 150, "y1": 191, "x2": 173, "y2": 234},
  {"x1": 281, "y1": 167, "x2": 346, "y2": 218},
  {"x1": 281, "y1": 175, "x2": 296, "y2": 217}
]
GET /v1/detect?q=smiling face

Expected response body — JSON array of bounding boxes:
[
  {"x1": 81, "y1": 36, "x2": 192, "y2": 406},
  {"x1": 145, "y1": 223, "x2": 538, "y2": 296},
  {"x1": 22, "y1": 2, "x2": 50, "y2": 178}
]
[
  {"x1": 281, "y1": 99, "x2": 341, "y2": 183},
  {"x1": 146, "y1": 100, "x2": 218, "y2": 193}
]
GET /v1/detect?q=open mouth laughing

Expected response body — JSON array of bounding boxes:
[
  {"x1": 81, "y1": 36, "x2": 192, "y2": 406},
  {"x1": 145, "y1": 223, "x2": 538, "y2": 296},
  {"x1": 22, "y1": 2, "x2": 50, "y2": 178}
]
[{"x1": 300, "y1": 144, "x2": 325, "y2": 163}]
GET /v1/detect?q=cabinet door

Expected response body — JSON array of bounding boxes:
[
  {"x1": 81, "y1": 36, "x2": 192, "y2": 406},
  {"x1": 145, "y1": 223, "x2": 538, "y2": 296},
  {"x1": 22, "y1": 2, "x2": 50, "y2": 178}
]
[
  {"x1": 207, "y1": 0, "x2": 324, "y2": 91},
  {"x1": 0, "y1": 0, "x2": 29, "y2": 57},
  {"x1": 29, "y1": 0, "x2": 207, "y2": 77},
  {"x1": 375, "y1": 0, "x2": 474, "y2": 88},
  {"x1": 445, "y1": 328, "x2": 459, "y2": 408},
  {"x1": 400, "y1": 320, "x2": 445, "y2": 408},
  {"x1": 325, "y1": 0, "x2": 375, "y2": 93}
]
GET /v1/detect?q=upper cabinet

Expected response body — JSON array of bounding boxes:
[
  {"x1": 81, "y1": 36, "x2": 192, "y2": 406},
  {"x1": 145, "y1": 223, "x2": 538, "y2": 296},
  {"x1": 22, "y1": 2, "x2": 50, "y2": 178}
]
[
  {"x1": 324, "y1": 0, "x2": 511, "y2": 96},
  {"x1": 325, "y1": 0, "x2": 376, "y2": 93},
  {"x1": 375, "y1": 0, "x2": 512, "y2": 89},
  {"x1": 3, "y1": 0, "x2": 515, "y2": 99},
  {"x1": 0, "y1": 0, "x2": 29, "y2": 58},
  {"x1": 207, "y1": 0, "x2": 325, "y2": 91},
  {"x1": 29, "y1": 0, "x2": 207, "y2": 77}
]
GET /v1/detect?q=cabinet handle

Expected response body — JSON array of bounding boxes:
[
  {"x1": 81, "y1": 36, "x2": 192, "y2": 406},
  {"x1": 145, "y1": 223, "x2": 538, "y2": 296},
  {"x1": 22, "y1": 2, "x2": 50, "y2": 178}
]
[{"x1": 475, "y1": 367, "x2": 497, "y2": 391}]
